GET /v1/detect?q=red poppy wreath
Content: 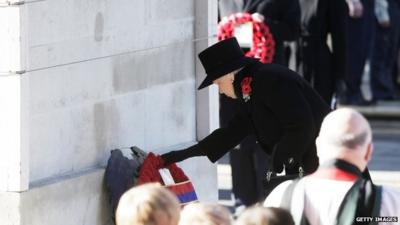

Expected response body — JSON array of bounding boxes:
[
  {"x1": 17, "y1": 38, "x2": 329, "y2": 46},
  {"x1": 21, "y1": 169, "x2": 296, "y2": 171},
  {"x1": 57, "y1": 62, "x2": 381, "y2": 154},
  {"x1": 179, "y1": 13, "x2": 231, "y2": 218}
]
[
  {"x1": 218, "y1": 13, "x2": 275, "y2": 63},
  {"x1": 137, "y1": 152, "x2": 188, "y2": 185}
]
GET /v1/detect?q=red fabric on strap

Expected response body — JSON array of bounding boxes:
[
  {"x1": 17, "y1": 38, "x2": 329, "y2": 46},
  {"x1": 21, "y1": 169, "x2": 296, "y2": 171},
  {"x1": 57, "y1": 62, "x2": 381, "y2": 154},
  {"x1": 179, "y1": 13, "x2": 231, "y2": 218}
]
[{"x1": 311, "y1": 168, "x2": 359, "y2": 181}]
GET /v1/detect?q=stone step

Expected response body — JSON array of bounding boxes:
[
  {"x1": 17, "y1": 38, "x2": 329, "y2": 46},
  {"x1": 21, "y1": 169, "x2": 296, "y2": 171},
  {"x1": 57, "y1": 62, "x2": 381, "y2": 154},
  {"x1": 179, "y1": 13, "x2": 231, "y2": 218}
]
[
  {"x1": 340, "y1": 101, "x2": 400, "y2": 118},
  {"x1": 370, "y1": 171, "x2": 400, "y2": 190}
]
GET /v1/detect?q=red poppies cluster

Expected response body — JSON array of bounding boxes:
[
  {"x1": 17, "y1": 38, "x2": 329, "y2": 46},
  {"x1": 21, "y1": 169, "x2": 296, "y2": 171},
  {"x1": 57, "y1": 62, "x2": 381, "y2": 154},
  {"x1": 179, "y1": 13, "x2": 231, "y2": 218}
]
[
  {"x1": 218, "y1": 12, "x2": 275, "y2": 63},
  {"x1": 241, "y1": 77, "x2": 253, "y2": 95},
  {"x1": 137, "y1": 152, "x2": 188, "y2": 185}
]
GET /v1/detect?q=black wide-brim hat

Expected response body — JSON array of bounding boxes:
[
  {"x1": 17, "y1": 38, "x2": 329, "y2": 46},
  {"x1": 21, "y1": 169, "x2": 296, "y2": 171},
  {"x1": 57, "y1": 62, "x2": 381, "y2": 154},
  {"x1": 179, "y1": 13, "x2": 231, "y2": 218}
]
[{"x1": 197, "y1": 37, "x2": 258, "y2": 90}]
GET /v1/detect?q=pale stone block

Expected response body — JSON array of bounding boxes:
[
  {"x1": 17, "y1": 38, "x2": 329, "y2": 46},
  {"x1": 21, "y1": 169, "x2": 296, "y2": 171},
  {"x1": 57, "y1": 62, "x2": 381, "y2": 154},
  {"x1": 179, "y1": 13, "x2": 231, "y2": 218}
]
[
  {"x1": 0, "y1": 7, "x2": 21, "y2": 72},
  {"x1": 30, "y1": 80, "x2": 196, "y2": 183},
  {"x1": 0, "y1": 76, "x2": 29, "y2": 192},
  {"x1": 0, "y1": 192, "x2": 21, "y2": 225},
  {"x1": 194, "y1": 0, "x2": 219, "y2": 140},
  {"x1": 29, "y1": 42, "x2": 194, "y2": 115},
  {"x1": 29, "y1": 58, "x2": 114, "y2": 115},
  {"x1": 25, "y1": 0, "x2": 194, "y2": 70},
  {"x1": 112, "y1": 42, "x2": 195, "y2": 94},
  {"x1": 143, "y1": 80, "x2": 196, "y2": 150},
  {"x1": 22, "y1": 168, "x2": 112, "y2": 225}
]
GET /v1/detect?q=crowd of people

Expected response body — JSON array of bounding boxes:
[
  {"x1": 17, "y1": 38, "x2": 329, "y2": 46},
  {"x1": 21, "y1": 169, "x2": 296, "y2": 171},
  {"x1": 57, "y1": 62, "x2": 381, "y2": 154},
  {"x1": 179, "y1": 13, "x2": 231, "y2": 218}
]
[
  {"x1": 116, "y1": 108, "x2": 399, "y2": 225},
  {"x1": 219, "y1": 0, "x2": 400, "y2": 107},
  {"x1": 115, "y1": 183, "x2": 294, "y2": 225}
]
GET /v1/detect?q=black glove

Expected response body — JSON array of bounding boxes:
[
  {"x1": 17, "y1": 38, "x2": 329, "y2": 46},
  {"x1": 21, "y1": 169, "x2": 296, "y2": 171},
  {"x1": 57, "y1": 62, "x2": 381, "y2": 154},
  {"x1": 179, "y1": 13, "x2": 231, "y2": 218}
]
[
  {"x1": 272, "y1": 151, "x2": 300, "y2": 174},
  {"x1": 161, "y1": 150, "x2": 190, "y2": 165},
  {"x1": 272, "y1": 154, "x2": 284, "y2": 173},
  {"x1": 161, "y1": 145, "x2": 205, "y2": 166},
  {"x1": 273, "y1": 163, "x2": 284, "y2": 174},
  {"x1": 284, "y1": 157, "x2": 302, "y2": 175}
]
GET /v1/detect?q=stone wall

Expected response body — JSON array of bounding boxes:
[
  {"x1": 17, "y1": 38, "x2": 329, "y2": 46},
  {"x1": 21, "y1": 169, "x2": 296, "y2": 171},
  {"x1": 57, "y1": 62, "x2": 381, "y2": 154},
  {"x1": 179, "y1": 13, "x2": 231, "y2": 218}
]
[{"x1": 0, "y1": 0, "x2": 218, "y2": 224}]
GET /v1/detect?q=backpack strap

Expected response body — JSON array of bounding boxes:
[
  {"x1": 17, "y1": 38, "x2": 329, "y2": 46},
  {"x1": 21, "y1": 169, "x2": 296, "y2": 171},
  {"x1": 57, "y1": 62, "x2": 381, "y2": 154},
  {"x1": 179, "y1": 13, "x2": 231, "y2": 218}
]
[
  {"x1": 336, "y1": 179, "x2": 382, "y2": 225},
  {"x1": 336, "y1": 179, "x2": 364, "y2": 225},
  {"x1": 279, "y1": 178, "x2": 311, "y2": 225},
  {"x1": 370, "y1": 185, "x2": 382, "y2": 225},
  {"x1": 280, "y1": 178, "x2": 301, "y2": 209}
]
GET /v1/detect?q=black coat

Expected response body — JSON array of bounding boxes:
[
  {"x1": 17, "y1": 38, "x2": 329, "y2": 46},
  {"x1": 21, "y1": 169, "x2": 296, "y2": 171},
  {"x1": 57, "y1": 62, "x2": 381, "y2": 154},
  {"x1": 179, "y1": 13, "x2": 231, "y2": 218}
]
[
  {"x1": 296, "y1": 0, "x2": 347, "y2": 103},
  {"x1": 219, "y1": 0, "x2": 301, "y2": 64},
  {"x1": 197, "y1": 62, "x2": 331, "y2": 173}
]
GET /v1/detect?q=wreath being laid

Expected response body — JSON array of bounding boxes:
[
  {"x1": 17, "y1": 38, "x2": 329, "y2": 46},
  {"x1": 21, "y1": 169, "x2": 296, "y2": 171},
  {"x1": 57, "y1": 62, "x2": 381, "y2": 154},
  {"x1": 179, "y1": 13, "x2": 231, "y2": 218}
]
[
  {"x1": 105, "y1": 147, "x2": 198, "y2": 216},
  {"x1": 218, "y1": 12, "x2": 275, "y2": 63},
  {"x1": 137, "y1": 152, "x2": 188, "y2": 185},
  {"x1": 137, "y1": 152, "x2": 198, "y2": 205}
]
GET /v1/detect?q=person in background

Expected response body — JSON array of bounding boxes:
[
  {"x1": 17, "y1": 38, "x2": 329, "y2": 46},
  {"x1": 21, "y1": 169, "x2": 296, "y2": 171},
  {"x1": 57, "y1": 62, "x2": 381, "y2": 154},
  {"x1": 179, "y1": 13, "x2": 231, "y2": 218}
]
[
  {"x1": 116, "y1": 183, "x2": 180, "y2": 225},
  {"x1": 219, "y1": 0, "x2": 300, "y2": 66},
  {"x1": 370, "y1": 0, "x2": 400, "y2": 101},
  {"x1": 235, "y1": 206, "x2": 294, "y2": 225},
  {"x1": 344, "y1": 0, "x2": 376, "y2": 106},
  {"x1": 296, "y1": 0, "x2": 348, "y2": 107},
  {"x1": 394, "y1": 41, "x2": 400, "y2": 92},
  {"x1": 264, "y1": 108, "x2": 400, "y2": 225},
  {"x1": 218, "y1": 0, "x2": 301, "y2": 206},
  {"x1": 179, "y1": 203, "x2": 233, "y2": 225}
]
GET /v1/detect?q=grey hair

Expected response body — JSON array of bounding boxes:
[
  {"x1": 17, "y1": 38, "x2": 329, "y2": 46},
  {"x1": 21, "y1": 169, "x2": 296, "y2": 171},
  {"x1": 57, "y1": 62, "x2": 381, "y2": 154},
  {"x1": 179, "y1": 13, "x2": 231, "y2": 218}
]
[
  {"x1": 327, "y1": 131, "x2": 371, "y2": 149},
  {"x1": 232, "y1": 67, "x2": 243, "y2": 75}
]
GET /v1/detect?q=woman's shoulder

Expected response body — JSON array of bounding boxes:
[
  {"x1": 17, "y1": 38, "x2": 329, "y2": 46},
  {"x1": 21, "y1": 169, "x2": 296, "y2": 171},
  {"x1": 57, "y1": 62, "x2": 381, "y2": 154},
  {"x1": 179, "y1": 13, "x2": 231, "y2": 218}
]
[
  {"x1": 252, "y1": 64, "x2": 308, "y2": 99},
  {"x1": 253, "y1": 64, "x2": 301, "y2": 85},
  {"x1": 256, "y1": 63, "x2": 298, "y2": 76}
]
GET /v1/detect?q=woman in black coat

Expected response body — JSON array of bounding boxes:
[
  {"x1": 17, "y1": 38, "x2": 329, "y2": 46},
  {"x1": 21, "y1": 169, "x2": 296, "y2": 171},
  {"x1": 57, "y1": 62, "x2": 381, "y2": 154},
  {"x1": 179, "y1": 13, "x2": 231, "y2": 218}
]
[
  {"x1": 162, "y1": 38, "x2": 331, "y2": 179},
  {"x1": 296, "y1": 0, "x2": 348, "y2": 105},
  {"x1": 218, "y1": 0, "x2": 301, "y2": 205}
]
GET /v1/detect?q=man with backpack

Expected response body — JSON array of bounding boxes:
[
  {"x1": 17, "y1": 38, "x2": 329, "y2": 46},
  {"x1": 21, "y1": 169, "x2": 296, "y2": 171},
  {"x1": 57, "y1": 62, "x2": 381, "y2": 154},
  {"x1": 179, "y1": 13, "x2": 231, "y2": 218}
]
[{"x1": 264, "y1": 108, "x2": 400, "y2": 225}]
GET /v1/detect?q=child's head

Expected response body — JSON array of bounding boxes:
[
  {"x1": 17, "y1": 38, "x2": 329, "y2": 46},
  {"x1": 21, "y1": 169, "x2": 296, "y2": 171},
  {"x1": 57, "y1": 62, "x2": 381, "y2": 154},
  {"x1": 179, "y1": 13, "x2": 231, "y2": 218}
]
[
  {"x1": 179, "y1": 202, "x2": 233, "y2": 225},
  {"x1": 116, "y1": 183, "x2": 180, "y2": 225},
  {"x1": 235, "y1": 206, "x2": 294, "y2": 225}
]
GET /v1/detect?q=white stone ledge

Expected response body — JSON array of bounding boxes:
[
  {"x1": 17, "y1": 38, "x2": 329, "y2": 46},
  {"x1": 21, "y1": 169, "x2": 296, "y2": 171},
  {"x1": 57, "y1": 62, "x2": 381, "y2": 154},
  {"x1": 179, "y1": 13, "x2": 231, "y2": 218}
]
[
  {"x1": 29, "y1": 166, "x2": 102, "y2": 189},
  {"x1": 0, "y1": 168, "x2": 113, "y2": 225}
]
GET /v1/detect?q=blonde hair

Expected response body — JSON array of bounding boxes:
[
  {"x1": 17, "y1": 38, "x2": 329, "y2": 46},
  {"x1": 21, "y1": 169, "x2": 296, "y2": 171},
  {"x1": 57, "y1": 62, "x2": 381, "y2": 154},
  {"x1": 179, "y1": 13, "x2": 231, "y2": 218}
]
[
  {"x1": 116, "y1": 183, "x2": 180, "y2": 225},
  {"x1": 235, "y1": 206, "x2": 294, "y2": 225},
  {"x1": 179, "y1": 203, "x2": 232, "y2": 225}
]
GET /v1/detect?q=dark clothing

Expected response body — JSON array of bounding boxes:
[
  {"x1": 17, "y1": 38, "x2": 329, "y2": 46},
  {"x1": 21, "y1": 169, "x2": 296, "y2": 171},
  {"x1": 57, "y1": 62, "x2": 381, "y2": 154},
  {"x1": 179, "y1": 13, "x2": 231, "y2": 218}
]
[
  {"x1": 229, "y1": 136, "x2": 269, "y2": 205},
  {"x1": 370, "y1": 0, "x2": 400, "y2": 100},
  {"x1": 296, "y1": 0, "x2": 348, "y2": 105},
  {"x1": 218, "y1": 0, "x2": 301, "y2": 204},
  {"x1": 219, "y1": 0, "x2": 301, "y2": 64},
  {"x1": 250, "y1": 0, "x2": 301, "y2": 64},
  {"x1": 219, "y1": 93, "x2": 267, "y2": 205},
  {"x1": 345, "y1": 0, "x2": 375, "y2": 103},
  {"x1": 197, "y1": 62, "x2": 331, "y2": 173}
]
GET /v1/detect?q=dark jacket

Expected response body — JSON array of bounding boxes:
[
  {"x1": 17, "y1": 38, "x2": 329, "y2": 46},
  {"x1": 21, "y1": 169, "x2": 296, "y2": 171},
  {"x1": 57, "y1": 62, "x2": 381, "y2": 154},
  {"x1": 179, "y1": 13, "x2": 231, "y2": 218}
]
[
  {"x1": 297, "y1": 0, "x2": 347, "y2": 103},
  {"x1": 197, "y1": 62, "x2": 331, "y2": 173},
  {"x1": 219, "y1": 0, "x2": 301, "y2": 64}
]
